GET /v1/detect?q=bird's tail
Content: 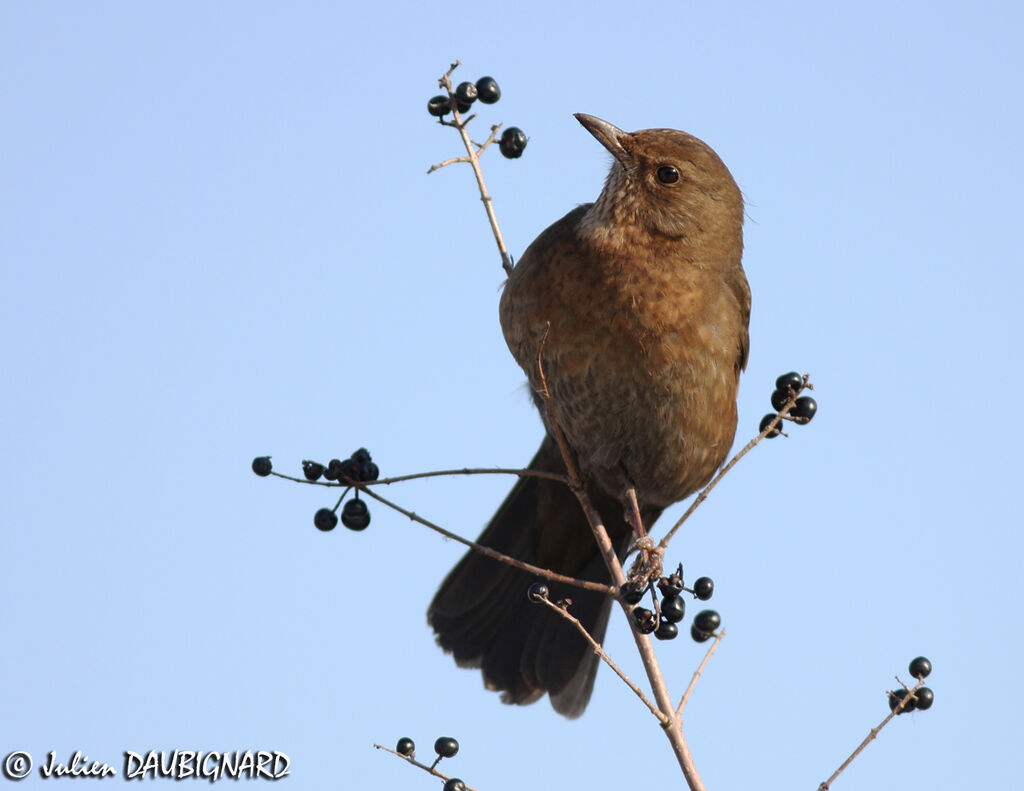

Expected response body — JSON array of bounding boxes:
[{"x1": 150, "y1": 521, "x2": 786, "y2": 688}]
[{"x1": 427, "y1": 435, "x2": 660, "y2": 718}]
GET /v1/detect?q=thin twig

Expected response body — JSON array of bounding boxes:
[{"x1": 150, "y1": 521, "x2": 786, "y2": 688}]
[
  {"x1": 427, "y1": 61, "x2": 513, "y2": 275},
  {"x1": 817, "y1": 679, "x2": 925, "y2": 790},
  {"x1": 534, "y1": 330, "x2": 705, "y2": 791},
  {"x1": 358, "y1": 483, "x2": 615, "y2": 596},
  {"x1": 536, "y1": 595, "x2": 664, "y2": 722},
  {"x1": 658, "y1": 377, "x2": 813, "y2": 550},
  {"x1": 676, "y1": 630, "x2": 725, "y2": 717},
  {"x1": 270, "y1": 465, "x2": 570, "y2": 489},
  {"x1": 373, "y1": 744, "x2": 480, "y2": 791}
]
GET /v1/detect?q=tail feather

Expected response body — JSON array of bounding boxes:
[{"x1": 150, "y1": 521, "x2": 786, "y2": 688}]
[{"x1": 427, "y1": 435, "x2": 661, "y2": 718}]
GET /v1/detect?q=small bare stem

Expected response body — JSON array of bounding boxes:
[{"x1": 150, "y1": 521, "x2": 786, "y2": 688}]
[
  {"x1": 676, "y1": 630, "x2": 725, "y2": 717},
  {"x1": 818, "y1": 679, "x2": 925, "y2": 790},
  {"x1": 373, "y1": 744, "x2": 480, "y2": 791},
  {"x1": 358, "y1": 483, "x2": 615, "y2": 596},
  {"x1": 534, "y1": 329, "x2": 705, "y2": 791},
  {"x1": 429, "y1": 62, "x2": 513, "y2": 275},
  {"x1": 536, "y1": 595, "x2": 664, "y2": 721},
  {"x1": 270, "y1": 465, "x2": 570, "y2": 489},
  {"x1": 659, "y1": 376, "x2": 813, "y2": 550}
]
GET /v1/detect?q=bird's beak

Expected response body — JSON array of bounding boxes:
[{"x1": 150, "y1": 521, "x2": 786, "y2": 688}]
[{"x1": 574, "y1": 114, "x2": 631, "y2": 165}]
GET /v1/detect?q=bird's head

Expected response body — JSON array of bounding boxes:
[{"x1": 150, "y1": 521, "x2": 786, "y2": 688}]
[{"x1": 575, "y1": 113, "x2": 743, "y2": 260}]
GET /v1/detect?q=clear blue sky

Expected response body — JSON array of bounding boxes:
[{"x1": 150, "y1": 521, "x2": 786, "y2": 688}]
[{"x1": 3, "y1": 2, "x2": 1021, "y2": 789}]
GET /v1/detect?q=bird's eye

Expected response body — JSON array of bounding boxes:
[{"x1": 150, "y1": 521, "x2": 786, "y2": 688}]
[{"x1": 656, "y1": 166, "x2": 680, "y2": 184}]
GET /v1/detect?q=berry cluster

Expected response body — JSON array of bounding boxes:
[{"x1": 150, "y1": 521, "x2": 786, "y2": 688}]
[
  {"x1": 250, "y1": 448, "x2": 381, "y2": 533},
  {"x1": 427, "y1": 74, "x2": 527, "y2": 159},
  {"x1": 616, "y1": 565, "x2": 718, "y2": 643},
  {"x1": 395, "y1": 736, "x2": 465, "y2": 790},
  {"x1": 888, "y1": 656, "x2": 935, "y2": 714},
  {"x1": 759, "y1": 371, "x2": 818, "y2": 438}
]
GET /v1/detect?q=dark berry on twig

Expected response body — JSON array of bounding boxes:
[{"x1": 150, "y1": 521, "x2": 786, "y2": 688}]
[
  {"x1": 302, "y1": 461, "x2": 325, "y2": 481},
  {"x1": 770, "y1": 389, "x2": 790, "y2": 412},
  {"x1": 775, "y1": 371, "x2": 803, "y2": 393},
  {"x1": 655, "y1": 620, "x2": 679, "y2": 640},
  {"x1": 909, "y1": 656, "x2": 932, "y2": 680},
  {"x1": 500, "y1": 127, "x2": 527, "y2": 159},
  {"x1": 323, "y1": 458, "x2": 343, "y2": 481},
  {"x1": 455, "y1": 81, "x2": 478, "y2": 106},
  {"x1": 691, "y1": 624, "x2": 712, "y2": 643},
  {"x1": 341, "y1": 499, "x2": 370, "y2": 530},
  {"x1": 251, "y1": 456, "x2": 272, "y2": 477},
  {"x1": 475, "y1": 76, "x2": 501, "y2": 104},
  {"x1": 339, "y1": 457, "x2": 360, "y2": 482},
  {"x1": 791, "y1": 396, "x2": 817, "y2": 424},
  {"x1": 428, "y1": 95, "x2": 451, "y2": 117},
  {"x1": 759, "y1": 414, "x2": 782, "y2": 437},
  {"x1": 433, "y1": 737, "x2": 459, "y2": 758},
  {"x1": 396, "y1": 737, "x2": 415, "y2": 757},
  {"x1": 693, "y1": 610, "x2": 721, "y2": 634},
  {"x1": 527, "y1": 582, "x2": 549, "y2": 602},
  {"x1": 889, "y1": 688, "x2": 916, "y2": 714},
  {"x1": 619, "y1": 581, "x2": 645, "y2": 605},
  {"x1": 692, "y1": 577, "x2": 714, "y2": 601},
  {"x1": 914, "y1": 687, "x2": 934, "y2": 711},
  {"x1": 443, "y1": 780, "x2": 466, "y2": 791},
  {"x1": 658, "y1": 572, "x2": 684, "y2": 597},
  {"x1": 313, "y1": 508, "x2": 337, "y2": 532},
  {"x1": 633, "y1": 608, "x2": 657, "y2": 634},
  {"x1": 360, "y1": 460, "x2": 379, "y2": 482},
  {"x1": 660, "y1": 595, "x2": 686, "y2": 623}
]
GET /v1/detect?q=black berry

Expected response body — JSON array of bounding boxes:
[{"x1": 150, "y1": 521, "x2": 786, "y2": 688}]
[
  {"x1": 691, "y1": 624, "x2": 712, "y2": 643},
  {"x1": 302, "y1": 461, "x2": 325, "y2": 481},
  {"x1": 396, "y1": 737, "x2": 415, "y2": 757},
  {"x1": 360, "y1": 460, "x2": 379, "y2": 482},
  {"x1": 655, "y1": 620, "x2": 679, "y2": 640},
  {"x1": 791, "y1": 396, "x2": 817, "y2": 424},
  {"x1": 323, "y1": 459, "x2": 343, "y2": 481},
  {"x1": 455, "y1": 81, "x2": 477, "y2": 106},
  {"x1": 660, "y1": 595, "x2": 686, "y2": 623},
  {"x1": 770, "y1": 389, "x2": 790, "y2": 412},
  {"x1": 692, "y1": 577, "x2": 714, "y2": 601},
  {"x1": 475, "y1": 76, "x2": 501, "y2": 104},
  {"x1": 908, "y1": 656, "x2": 932, "y2": 680},
  {"x1": 251, "y1": 456, "x2": 272, "y2": 477},
  {"x1": 693, "y1": 610, "x2": 721, "y2": 634},
  {"x1": 339, "y1": 457, "x2": 360, "y2": 482},
  {"x1": 443, "y1": 780, "x2": 466, "y2": 791},
  {"x1": 433, "y1": 737, "x2": 459, "y2": 758},
  {"x1": 914, "y1": 687, "x2": 934, "y2": 711},
  {"x1": 341, "y1": 499, "x2": 370, "y2": 530},
  {"x1": 527, "y1": 582, "x2": 549, "y2": 602},
  {"x1": 499, "y1": 127, "x2": 527, "y2": 159},
  {"x1": 313, "y1": 508, "x2": 338, "y2": 532},
  {"x1": 633, "y1": 608, "x2": 657, "y2": 634},
  {"x1": 889, "y1": 688, "x2": 915, "y2": 714},
  {"x1": 619, "y1": 581, "x2": 645, "y2": 605},
  {"x1": 759, "y1": 414, "x2": 782, "y2": 437},
  {"x1": 775, "y1": 371, "x2": 803, "y2": 393},
  {"x1": 658, "y1": 572, "x2": 684, "y2": 597},
  {"x1": 427, "y1": 95, "x2": 451, "y2": 117}
]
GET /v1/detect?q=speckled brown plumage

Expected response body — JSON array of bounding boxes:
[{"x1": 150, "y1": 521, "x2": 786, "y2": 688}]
[{"x1": 428, "y1": 114, "x2": 750, "y2": 718}]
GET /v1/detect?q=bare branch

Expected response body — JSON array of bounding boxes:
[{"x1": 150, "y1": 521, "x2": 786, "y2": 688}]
[
  {"x1": 818, "y1": 679, "x2": 926, "y2": 790},
  {"x1": 676, "y1": 630, "x2": 725, "y2": 717},
  {"x1": 373, "y1": 744, "x2": 480, "y2": 791},
  {"x1": 358, "y1": 483, "x2": 616, "y2": 596},
  {"x1": 535, "y1": 594, "x2": 664, "y2": 722},
  {"x1": 659, "y1": 376, "x2": 813, "y2": 550}
]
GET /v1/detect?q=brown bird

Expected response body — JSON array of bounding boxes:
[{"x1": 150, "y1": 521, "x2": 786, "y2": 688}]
[{"x1": 428, "y1": 114, "x2": 750, "y2": 717}]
